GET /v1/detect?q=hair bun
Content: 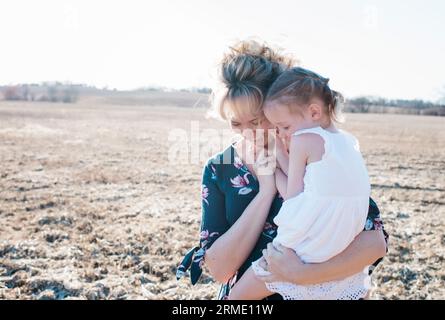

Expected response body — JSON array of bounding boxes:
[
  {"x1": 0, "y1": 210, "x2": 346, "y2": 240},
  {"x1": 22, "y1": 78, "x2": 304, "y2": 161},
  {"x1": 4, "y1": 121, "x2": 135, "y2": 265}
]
[
  {"x1": 211, "y1": 39, "x2": 297, "y2": 120},
  {"x1": 224, "y1": 39, "x2": 295, "y2": 71},
  {"x1": 231, "y1": 40, "x2": 265, "y2": 57}
]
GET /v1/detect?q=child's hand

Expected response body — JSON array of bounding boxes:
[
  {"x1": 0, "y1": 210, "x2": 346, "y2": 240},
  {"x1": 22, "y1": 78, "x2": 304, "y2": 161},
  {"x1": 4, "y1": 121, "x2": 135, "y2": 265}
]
[
  {"x1": 276, "y1": 135, "x2": 288, "y2": 155},
  {"x1": 274, "y1": 136, "x2": 289, "y2": 176}
]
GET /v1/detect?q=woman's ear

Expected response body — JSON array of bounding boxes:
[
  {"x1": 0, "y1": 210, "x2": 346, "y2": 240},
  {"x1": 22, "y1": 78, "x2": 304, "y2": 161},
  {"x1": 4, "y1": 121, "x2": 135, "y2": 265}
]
[{"x1": 308, "y1": 103, "x2": 323, "y2": 121}]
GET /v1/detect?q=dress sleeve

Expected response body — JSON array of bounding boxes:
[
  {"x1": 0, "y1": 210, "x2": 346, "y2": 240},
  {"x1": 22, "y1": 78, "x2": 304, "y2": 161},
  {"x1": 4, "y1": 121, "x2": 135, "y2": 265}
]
[
  {"x1": 176, "y1": 161, "x2": 230, "y2": 285},
  {"x1": 364, "y1": 197, "x2": 390, "y2": 273}
]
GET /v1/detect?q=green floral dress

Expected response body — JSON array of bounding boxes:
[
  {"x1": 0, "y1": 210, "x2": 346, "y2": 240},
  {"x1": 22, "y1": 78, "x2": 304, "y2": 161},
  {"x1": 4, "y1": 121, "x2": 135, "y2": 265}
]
[{"x1": 177, "y1": 144, "x2": 389, "y2": 300}]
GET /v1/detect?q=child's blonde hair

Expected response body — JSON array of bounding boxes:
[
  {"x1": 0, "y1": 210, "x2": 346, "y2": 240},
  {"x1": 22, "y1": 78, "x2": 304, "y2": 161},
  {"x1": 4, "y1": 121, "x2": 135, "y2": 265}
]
[{"x1": 265, "y1": 67, "x2": 344, "y2": 122}]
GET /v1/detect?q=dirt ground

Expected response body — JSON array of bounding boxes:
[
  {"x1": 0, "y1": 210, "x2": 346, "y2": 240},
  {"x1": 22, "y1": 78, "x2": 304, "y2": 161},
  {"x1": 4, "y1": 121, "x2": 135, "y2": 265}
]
[{"x1": 0, "y1": 100, "x2": 444, "y2": 299}]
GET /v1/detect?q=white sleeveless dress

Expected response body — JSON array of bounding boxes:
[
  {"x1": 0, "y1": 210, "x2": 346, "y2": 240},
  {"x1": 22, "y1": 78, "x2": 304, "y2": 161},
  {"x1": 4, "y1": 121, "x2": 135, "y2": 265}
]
[{"x1": 252, "y1": 126, "x2": 372, "y2": 300}]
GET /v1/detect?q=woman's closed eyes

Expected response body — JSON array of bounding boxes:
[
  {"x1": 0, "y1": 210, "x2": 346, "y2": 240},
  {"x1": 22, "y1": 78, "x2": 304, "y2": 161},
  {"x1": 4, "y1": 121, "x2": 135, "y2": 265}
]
[{"x1": 230, "y1": 118, "x2": 260, "y2": 128}]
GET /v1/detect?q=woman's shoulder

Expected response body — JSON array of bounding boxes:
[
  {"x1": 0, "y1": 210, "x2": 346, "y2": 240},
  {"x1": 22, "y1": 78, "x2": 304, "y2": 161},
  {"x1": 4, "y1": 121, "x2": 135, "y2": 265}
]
[
  {"x1": 205, "y1": 144, "x2": 235, "y2": 167},
  {"x1": 202, "y1": 144, "x2": 236, "y2": 179}
]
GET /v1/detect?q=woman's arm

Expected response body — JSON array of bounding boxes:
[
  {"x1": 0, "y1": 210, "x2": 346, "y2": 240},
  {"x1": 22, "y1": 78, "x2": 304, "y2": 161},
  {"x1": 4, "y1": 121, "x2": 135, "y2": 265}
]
[
  {"x1": 258, "y1": 229, "x2": 387, "y2": 285},
  {"x1": 206, "y1": 191, "x2": 276, "y2": 283},
  {"x1": 294, "y1": 229, "x2": 386, "y2": 284},
  {"x1": 205, "y1": 154, "x2": 277, "y2": 283}
]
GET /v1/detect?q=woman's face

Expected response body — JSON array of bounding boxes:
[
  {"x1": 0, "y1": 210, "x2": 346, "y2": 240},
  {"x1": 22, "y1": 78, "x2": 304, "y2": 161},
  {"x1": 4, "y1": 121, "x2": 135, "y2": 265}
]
[{"x1": 226, "y1": 103, "x2": 274, "y2": 147}]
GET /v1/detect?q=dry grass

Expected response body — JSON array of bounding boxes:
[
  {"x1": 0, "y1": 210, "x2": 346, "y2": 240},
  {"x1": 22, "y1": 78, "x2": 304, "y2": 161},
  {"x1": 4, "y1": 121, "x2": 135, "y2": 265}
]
[{"x1": 0, "y1": 100, "x2": 444, "y2": 299}]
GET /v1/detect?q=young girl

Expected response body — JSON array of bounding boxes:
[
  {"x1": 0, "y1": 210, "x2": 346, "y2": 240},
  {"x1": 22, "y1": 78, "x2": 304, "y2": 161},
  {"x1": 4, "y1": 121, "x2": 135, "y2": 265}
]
[{"x1": 228, "y1": 67, "x2": 372, "y2": 300}]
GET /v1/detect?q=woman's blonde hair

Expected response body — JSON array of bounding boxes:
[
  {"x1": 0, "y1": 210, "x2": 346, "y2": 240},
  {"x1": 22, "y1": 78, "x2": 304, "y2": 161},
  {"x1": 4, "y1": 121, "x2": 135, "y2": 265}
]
[{"x1": 210, "y1": 39, "x2": 296, "y2": 120}]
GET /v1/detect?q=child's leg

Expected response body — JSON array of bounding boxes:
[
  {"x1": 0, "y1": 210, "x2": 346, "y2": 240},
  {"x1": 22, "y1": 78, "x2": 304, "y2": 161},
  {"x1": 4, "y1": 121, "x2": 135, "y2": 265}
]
[{"x1": 228, "y1": 266, "x2": 273, "y2": 300}]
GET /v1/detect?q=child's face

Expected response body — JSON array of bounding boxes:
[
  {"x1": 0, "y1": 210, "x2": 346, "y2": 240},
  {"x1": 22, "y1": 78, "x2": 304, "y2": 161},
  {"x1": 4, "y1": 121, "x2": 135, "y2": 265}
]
[{"x1": 264, "y1": 104, "x2": 314, "y2": 143}]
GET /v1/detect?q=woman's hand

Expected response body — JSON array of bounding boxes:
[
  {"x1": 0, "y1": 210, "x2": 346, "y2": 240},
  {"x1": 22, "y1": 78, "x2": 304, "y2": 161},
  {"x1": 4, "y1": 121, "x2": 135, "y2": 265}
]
[
  {"x1": 256, "y1": 230, "x2": 387, "y2": 285},
  {"x1": 256, "y1": 243, "x2": 306, "y2": 284},
  {"x1": 253, "y1": 150, "x2": 277, "y2": 195}
]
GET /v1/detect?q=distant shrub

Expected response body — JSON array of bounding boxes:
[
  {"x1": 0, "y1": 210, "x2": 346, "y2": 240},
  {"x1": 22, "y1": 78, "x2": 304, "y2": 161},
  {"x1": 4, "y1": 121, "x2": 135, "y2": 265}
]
[
  {"x1": 3, "y1": 86, "x2": 21, "y2": 100},
  {"x1": 421, "y1": 107, "x2": 445, "y2": 116},
  {"x1": 62, "y1": 87, "x2": 79, "y2": 103},
  {"x1": 345, "y1": 96, "x2": 445, "y2": 117},
  {"x1": 196, "y1": 87, "x2": 211, "y2": 94},
  {"x1": 1, "y1": 84, "x2": 79, "y2": 103}
]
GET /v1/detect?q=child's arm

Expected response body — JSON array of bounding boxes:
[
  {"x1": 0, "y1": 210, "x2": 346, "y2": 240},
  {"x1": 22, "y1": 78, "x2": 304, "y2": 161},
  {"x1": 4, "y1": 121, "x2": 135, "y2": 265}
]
[
  {"x1": 275, "y1": 168, "x2": 288, "y2": 199},
  {"x1": 228, "y1": 265, "x2": 273, "y2": 300},
  {"x1": 275, "y1": 136, "x2": 290, "y2": 175},
  {"x1": 285, "y1": 133, "x2": 324, "y2": 200}
]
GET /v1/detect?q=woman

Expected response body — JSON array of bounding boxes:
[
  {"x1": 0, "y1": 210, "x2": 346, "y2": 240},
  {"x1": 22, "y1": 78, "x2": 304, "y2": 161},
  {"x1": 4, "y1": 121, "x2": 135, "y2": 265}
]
[{"x1": 177, "y1": 40, "x2": 388, "y2": 299}]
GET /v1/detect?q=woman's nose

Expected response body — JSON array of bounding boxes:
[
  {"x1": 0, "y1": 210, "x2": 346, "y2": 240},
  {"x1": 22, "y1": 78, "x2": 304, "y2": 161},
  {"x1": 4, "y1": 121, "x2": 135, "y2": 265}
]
[{"x1": 241, "y1": 127, "x2": 255, "y2": 140}]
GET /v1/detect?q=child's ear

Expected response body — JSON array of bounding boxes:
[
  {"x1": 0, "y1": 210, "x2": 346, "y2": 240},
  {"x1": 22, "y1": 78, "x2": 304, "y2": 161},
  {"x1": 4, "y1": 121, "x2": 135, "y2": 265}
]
[{"x1": 308, "y1": 103, "x2": 323, "y2": 120}]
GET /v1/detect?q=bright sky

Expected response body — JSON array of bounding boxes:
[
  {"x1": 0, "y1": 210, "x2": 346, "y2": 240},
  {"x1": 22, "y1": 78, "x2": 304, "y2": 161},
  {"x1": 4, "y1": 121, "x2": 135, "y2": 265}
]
[{"x1": 1, "y1": 0, "x2": 444, "y2": 101}]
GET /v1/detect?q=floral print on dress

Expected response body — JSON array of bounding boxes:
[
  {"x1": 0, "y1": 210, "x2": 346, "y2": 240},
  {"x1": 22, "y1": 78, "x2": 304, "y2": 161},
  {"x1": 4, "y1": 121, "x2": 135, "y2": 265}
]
[
  {"x1": 364, "y1": 218, "x2": 374, "y2": 231},
  {"x1": 202, "y1": 185, "x2": 209, "y2": 205},
  {"x1": 234, "y1": 156, "x2": 255, "y2": 177},
  {"x1": 218, "y1": 273, "x2": 238, "y2": 300},
  {"x1": 365, "y1": 217, "x2": 384, "y2": 231},
  {"x1": 262, "y1": 222, "x2": 277, "y2": 239},
  {"x1": 210, "y1": 165, "x2": 217, "y2": 181},
  {"x1": 234, "y1": 156, "x2": 244, "y2": 170},
  {"x1": 176, "y1": 229, "x2": 220, "y2": 285},
  {"x1": 200, "y1": 230, "x2": 219, "y2": 249},
  {"x1": 194, "y1": 247, "x2": 206, "y2": 268},
  {"x1": 372, "y1": 217, "x2": 383, "y2": 231},
  {"x1": 230, "y1": 173, "x2": 252, "y2": 195}
]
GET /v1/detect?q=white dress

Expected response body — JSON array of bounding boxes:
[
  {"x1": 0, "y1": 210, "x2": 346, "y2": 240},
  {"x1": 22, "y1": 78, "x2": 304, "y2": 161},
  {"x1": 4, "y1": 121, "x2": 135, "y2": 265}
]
[{"x1": 252, "y1": 126, "x2": 372, "y2": 300}]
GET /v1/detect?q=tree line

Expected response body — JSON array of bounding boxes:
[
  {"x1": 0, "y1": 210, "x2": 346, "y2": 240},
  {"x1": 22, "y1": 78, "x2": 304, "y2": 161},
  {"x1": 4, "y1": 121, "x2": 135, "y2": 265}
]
[
  {"x1": 1, "y1": 83, "x2": 444, "y2": 116},
  {"x1": 345, "y1": 96, "x2": 445, "y2": 116}
]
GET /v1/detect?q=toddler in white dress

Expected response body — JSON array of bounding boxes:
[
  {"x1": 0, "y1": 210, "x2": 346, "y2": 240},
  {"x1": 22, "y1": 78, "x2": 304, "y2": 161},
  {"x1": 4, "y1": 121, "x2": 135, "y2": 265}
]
[{"x1": 228, "y1": 67, "x2": 371, "y2": 300}]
